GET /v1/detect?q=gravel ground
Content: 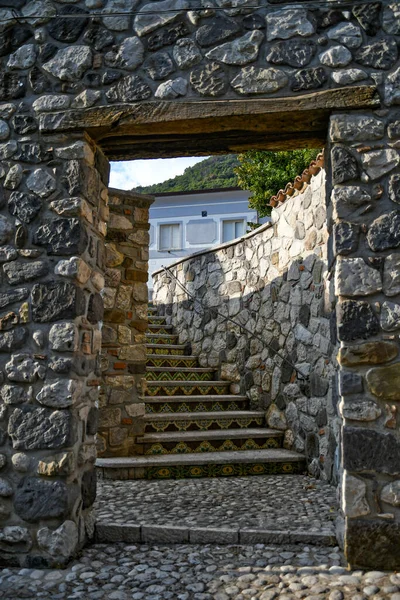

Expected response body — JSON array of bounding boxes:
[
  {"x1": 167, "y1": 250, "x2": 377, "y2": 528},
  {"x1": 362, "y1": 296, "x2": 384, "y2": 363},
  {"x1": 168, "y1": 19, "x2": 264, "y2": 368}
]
[
  {"x1": 2, "y1": 542, "x2": 400, "y2": 600},
  {"x1": 95, "y1": 475, "x2": 338, "y2": 534}
]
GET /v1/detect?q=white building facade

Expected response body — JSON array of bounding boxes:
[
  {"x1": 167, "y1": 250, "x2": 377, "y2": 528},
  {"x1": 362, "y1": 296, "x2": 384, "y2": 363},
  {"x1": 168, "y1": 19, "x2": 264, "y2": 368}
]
[{"x1": 148, "y1": 187, "x2": 262, "y2": 293}]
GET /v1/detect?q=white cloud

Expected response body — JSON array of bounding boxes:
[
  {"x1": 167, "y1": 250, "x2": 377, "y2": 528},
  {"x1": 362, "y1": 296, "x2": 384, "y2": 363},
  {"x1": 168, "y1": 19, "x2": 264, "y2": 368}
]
[{"x1": 109, "y1": 157, "x2": 208, "y2": 190}]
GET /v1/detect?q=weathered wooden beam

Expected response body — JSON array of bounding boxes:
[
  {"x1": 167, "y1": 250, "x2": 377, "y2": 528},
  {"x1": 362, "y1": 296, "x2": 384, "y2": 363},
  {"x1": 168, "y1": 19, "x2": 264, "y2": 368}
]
[
  {"x1": 38, "y1": 85, "x2": 379, "y2": 159},
  {"x1": 101, "y1": 130, "x2": 327, "y2": 160},
  {"x1": 40, "y1": 86, "x2": 378, "y2": 133}
]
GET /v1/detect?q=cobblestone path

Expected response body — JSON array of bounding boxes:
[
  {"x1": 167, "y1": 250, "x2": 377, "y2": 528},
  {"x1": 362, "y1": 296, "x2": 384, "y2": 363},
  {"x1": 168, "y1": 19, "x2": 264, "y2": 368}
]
[
  {"x1": 96, "y1": 475, "x2": 337, "y2": 536},
  {"x1": 2, "y1": 542, "x2": 400, "y2": 600}
]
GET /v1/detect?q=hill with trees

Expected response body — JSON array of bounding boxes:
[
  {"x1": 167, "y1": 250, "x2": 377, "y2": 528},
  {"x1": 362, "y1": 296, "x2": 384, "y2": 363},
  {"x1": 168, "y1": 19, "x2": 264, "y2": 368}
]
[
  {"x1": 135, "y1": 149, "x2": 321, "y2": 217},
  {"x1": 133, "y1": 155, "x2": 239, "y2": 194}
]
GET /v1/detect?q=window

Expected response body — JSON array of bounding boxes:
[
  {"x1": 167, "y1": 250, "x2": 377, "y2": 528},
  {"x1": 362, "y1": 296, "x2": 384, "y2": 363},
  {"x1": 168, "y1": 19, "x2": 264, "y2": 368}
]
[
  {"x1": 159, "y1": 223, "x2": 181, "y2": 250},
  {"x1": 222, "y1": 219, "x2": 245, "y2": 243}
]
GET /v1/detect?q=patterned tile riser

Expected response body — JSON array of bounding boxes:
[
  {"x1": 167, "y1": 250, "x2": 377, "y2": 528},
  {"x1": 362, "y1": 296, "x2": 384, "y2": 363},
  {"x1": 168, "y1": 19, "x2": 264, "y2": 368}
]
[
  {"x1": 145, "y1": 336, "x2": 179, "y2": 345},
  {"x1": 146, "y1": 358, "x2": 198, "y2": 368},
  {"x1": 145, "y1": 400, "x2": 248, "y2": 413},
  {"x1": 145, "y1": 371, "x2": 215, "y2": 382},
  {"x1": 148, "y1": 326, "x2": 173, "y2": 334},
  {"x1": 148, "y1": 317, "x2": 167, "y2": 324},
  {"x1": 144, "y1": 416, "x2": 265, "y2": 433},
  {"x1": 144, "y1": 462, "x2": 306, "y2": 480},
  {"x1": 144, "y1": 437, "x2": 282, "y2": 455},
  {"x1": 144, "y1": 384, "x2": 231, "y2": 396},
  {"x1": 146, "y1": 348, "x2": 186, "y2": 356}
]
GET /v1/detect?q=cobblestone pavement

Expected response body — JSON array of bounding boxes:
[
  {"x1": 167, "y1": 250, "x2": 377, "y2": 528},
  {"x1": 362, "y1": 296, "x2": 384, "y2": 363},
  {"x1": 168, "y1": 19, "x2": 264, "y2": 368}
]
[
  {"x1": 95, "y1": 475, "x2": 338, "y2": 535},
  {"x1": 2, "y1": 542, "x2": 400, "y2": 600}
]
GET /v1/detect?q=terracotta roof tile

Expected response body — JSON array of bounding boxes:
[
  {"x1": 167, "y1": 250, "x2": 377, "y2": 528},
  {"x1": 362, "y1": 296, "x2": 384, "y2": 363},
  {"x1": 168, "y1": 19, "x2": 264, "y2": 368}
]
[{"x1": 268, "y1": 152, "x2": 325, "y2": 209}]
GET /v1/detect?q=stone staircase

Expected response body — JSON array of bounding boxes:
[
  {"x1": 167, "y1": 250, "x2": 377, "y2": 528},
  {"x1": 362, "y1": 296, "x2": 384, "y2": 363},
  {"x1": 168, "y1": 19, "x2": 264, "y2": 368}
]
[{"x1": 97, "y1": 307, "x2": 306, "y2": 479}]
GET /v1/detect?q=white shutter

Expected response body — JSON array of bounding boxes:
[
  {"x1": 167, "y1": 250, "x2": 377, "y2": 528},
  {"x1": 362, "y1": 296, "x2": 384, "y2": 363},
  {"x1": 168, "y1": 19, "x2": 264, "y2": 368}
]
[
  {"x1": 159, "y1": 225, "x2": 170, "y2": 250},
  {"x1": 159, "y1": 224, "x2": 181, "y2": 250},
  {"x1": 222, "y1": 221, "x2": 235, "y2": 242},
  {"x1": 171, "y1": 224, "x2": 180, "y2": 249},
  {"x1": 235, "y1": 220, "x2": 244, "y2": 237}
]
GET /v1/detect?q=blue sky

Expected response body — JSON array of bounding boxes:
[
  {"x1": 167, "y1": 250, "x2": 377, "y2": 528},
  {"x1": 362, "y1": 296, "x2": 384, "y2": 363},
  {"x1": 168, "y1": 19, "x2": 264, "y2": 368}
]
[{"x1": 109, "y1": 157, "x2": 207, "y2": 190}]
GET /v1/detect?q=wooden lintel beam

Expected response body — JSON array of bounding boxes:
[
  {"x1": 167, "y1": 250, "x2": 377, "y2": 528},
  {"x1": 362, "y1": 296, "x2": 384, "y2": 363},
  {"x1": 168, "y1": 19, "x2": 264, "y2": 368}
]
[{"x1": 39, "y1": 85, "x2": 379, "y2": 138}]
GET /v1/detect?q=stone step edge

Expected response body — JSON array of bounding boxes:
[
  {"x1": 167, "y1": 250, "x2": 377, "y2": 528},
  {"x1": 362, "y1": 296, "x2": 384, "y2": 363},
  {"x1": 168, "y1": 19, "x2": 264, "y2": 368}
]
[
  {"x1": 95, "y1": 522, "x2": 337, "y2": 547},
  {"x1": 145, "y1": 380, "x2": 231, "y2": 386},
  {"x1": 146, "y1": 367, "x2": 216, "y2": 372},
  {"x1": 140, "y1": 395, "x2": 248, "y2": 402},
  {"x1": 144, "y1": 410, "x2": 265, "y2": 421},
  {"x1": 146, "y1": 355, "x2": 198, "y2": 360},
  {"x1": 137, "y1": 428, "x2": 284, "y2": 443}
]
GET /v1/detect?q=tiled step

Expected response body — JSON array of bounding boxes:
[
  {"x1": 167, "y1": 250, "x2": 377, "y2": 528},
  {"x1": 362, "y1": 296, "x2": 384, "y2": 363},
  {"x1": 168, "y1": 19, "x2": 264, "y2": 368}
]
[
  {"x1": 146, "y1": 355, "x2": 198, "y2": 368},
  {"x1": 96, "y1": 448, "x2": 306, "y2": 480},
  {"x1": 148, "y1": 316, "x2": 167, "y2": 325},
  {"x1": 142, "y1": 395, "x2": 249, "y2": 413},
  {"x1": 144, "y1": 380, "x2": 231, "y2": 397},
  {"x1": 146, "y1": 344, "x2": 189, "y2": 356},
  {"x1": 148, "y1": 324, "x2": 174, "y2": 334},
  {"x1": 148, "y1": 306, "x2": 157, "y2": 314},
  {"x1": 146, "y1": 333, "x2": 179, "y2": 345},
  {"x1": 145, "y1": 367, "x2": 216, "y2": 382},
  {"x1": 144, "y1": 410, "x2": 265, "y2": 433},
  {"x1": 138, "y1": 428, "x2": 283, "y2": 455}
]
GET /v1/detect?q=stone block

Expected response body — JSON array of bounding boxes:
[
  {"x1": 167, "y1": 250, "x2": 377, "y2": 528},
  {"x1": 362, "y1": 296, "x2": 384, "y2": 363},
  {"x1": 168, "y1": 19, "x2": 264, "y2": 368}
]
[
  {"x1": 342, "y1": 472, "x2": 370, "y2": 518},
  {"x1": 99, "y1": 408, "x2": 121, "y2": 428},
  {"x1": 335, "y1": 257, "x2": 381, "y2": 297},
  {"x1": 333, "y1": 221, "x2": 359, "y2": 255},
  {"x1": 384, "y1": 254, "x2": 400, "y2": 296},
  {"x1": 367, "y1": 211, "x2": 400, "y2": 251},
  {"x1": 342, "y1": 400, "x2": 381, "y2": 421},
  {"x1": 189, "y1": 527, "x2": 238, "y2": 544},
  {"x1": 346, "y1": 519, "x2": 400, "y2": 571},
  {"x1": 49, "y1": 323, "x2": 78, "y2": 352},
  {"x1": 343, "y1": 427, "x2": 400, "y2": 474},
  {"x1": 37, "y1": 520, "x2": 78, "y2": 560},
  {"x1": 339, "y1": 371, "x2": 363, "y2": 395},
  {"x1": 14, "y1": 477, "x2": 68, "y2": 522},
  {"x1": 337, "y1": 300, "x2": 379, "y2": 342},
  {"x1": 31, "y1": 282, "x2": 85, "y2": 322},
  {"x1": 366, "y1": 362, "x2": 400, "y2": 399},
  {"x1": 339, "y1": 341, "x2": 398, "y2": 366},
  {"x1": 330, "y1": 115, "x2": 384, "y2": 141},
  {"x1": 36, "y1": 379, "x2": 80, "y2": 409},
  {"x1": 8, "y1": 407, "x2": 72, "y2": 450},
  {"x1": 0, "y1": 526, "x2": 32, "y2": 554},
  {"x1": 141, "y1": 525, "x2": 189, "y2": 543},
  {"x1": 95, "y1": 522, "x2": 141, "y2": 543},
  {"x1": 239, "y1": 529, "x2": 290, "y2": 544}
]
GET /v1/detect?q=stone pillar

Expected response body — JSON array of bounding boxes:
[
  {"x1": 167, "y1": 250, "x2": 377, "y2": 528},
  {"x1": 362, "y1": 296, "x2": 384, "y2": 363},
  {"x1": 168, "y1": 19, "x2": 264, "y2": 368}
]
[
  {"x1": 330, "y1": 110, "x2": 400, "y2": 569},
  {"x1": 98, "y1": 189, "x2": 153, "y2": 457},
  {"x1": 0, "y1": 131, "x2": 109, "y2": 567}
]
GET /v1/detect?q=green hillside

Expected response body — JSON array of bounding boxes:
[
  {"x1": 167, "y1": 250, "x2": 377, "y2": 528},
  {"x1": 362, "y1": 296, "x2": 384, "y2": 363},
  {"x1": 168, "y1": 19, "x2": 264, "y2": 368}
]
[{"x1": 134, "y1": 155, "x2": 239, "y2": 194}]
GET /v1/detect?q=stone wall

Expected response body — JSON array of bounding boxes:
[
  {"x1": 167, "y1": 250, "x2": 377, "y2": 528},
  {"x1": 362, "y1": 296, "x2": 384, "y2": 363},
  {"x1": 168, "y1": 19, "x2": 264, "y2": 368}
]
[
  {"x1": 0, "y1": 134, "x2": 109, "y2": 566},
  {"x1": 153, "y1": 168, "x2": 340, "y2": 481},
  {"x1": 7, "y1": 0, "x2": 397, "y2": 111},
  {"x1": 329, "y1": 113, "x2": 400, "y2": 569},
  {"x1": 99, "y1": 189, "x2": 153, "y2": 458},
  {"x1": 0, "y1": 0, "x2": 398, "y2": 571}
]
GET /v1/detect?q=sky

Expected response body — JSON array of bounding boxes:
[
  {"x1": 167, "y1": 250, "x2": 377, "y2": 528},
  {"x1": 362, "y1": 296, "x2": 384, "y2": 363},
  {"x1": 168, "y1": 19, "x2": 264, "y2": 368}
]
[{"x1": 109, "y1": 156, "x2": 207, "y2": 190}]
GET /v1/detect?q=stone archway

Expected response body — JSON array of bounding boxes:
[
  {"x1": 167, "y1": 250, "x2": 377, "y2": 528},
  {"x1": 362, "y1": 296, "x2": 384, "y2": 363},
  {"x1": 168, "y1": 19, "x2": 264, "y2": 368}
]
[{"x1": 0, "y1": 0, "x2": 399, "y2": 570}]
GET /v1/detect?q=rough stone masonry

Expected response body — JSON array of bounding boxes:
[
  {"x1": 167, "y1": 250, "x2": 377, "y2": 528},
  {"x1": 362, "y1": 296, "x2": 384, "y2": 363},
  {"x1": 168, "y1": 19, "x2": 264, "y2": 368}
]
[
  {"x1": 153, "y1": 169, "x2": 339, "y2": 483},
  {"x1": 0, "y1": 0, "x2": 397, "y2": 572}
]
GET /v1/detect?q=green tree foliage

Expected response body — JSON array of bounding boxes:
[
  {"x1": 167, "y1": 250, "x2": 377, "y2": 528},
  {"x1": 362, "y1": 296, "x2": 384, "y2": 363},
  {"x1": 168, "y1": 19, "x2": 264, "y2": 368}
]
[
  {"x1": 134, "y1": 155, "x2": 239, "y2": 194},
  {"x1": 235, "y1": 149, "x2": 320, "y2": 218}
]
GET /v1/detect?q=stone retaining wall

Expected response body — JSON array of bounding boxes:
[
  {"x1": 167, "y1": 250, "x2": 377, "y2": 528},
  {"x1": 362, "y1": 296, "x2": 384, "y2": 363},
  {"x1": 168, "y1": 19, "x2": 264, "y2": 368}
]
[
  {"x1": 99, "y1": 189, "x2": 153, "y2": 458},
  {"x1": 153, "y1": 169, "x2": 340, "y2": 482},
  {"x1": 0, "y1": 0, "x2": 399, "y2": 570}
]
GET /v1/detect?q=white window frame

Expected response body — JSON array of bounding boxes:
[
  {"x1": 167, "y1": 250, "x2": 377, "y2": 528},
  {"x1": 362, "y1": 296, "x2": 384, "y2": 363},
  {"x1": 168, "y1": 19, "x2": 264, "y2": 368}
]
[
  {"x1": 221, "y1": 218, "x2": 246, "y2": 243},
  {"x1": 158, "y1": 222, "x2": 182, "y2": 251}
]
